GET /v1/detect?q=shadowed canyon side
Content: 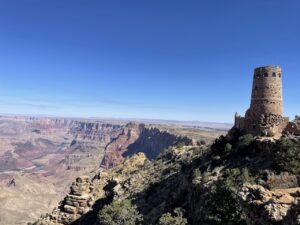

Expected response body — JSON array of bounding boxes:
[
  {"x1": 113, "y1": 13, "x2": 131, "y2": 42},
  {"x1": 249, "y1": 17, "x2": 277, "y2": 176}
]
[
  {"x1": 0, "y1": 117, "x2": 204, "y2": 174},
  {"x1": 100, "y1": 123, "x2": 144, "y2": 169},
  {"x1": 33, "y1": 66, "x2": 300, "y2": 225},
  {"x1": 0, "y1": 117, "x2": 127, "y2": 225},
  {"x1": 101, "y1": 123, "x2": 199, "y2": 168},
  {"x1": 0, "y1": 116, "x2": 224, "y2": 225}
]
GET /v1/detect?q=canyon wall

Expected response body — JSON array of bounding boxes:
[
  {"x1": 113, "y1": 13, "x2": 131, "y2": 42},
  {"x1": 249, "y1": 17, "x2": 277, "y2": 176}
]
[{"x1": 0, "y1": 116, "x2": 209, "y2": 225}]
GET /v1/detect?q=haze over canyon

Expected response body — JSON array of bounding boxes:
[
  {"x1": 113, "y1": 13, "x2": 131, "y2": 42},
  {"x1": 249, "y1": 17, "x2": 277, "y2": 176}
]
[{"x1": 0, "y1": 115, "x2": 227, "y2": 225}]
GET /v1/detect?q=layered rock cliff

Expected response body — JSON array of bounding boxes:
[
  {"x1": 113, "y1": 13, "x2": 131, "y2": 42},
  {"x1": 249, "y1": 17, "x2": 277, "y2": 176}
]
[
  {"x1": 33, "y1": 128, "x2": 300, "y2": 225},
  {"x1": 101, "y1": 123, "x2": 197, "y2": 168},
  {"x1": 0, "y1": 116, "x2": 211, "y2": 225},
  {"x1": 0, "y1": 117, "x2": 200, "y2": 174}
]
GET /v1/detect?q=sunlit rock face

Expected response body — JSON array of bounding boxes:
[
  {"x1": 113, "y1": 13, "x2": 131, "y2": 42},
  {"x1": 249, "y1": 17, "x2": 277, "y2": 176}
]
[{"x1": 0, "y1": 116, "x2": 212, "y2": 225}]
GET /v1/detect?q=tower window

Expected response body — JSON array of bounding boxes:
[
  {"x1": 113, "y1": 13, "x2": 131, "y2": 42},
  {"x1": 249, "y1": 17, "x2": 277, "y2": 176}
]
[
  {"x1": 256, "y1": 74, "x2": 262, "y2": 78},
  {"x1": 272, "y1": 72, "x2": 276, "y2": 77},
  {"x1": 264, "y1": 72, "x2": 268, "y2": 77},
  {"x1": 278, "y1": 73, "x2": 281, "y2": 78}
]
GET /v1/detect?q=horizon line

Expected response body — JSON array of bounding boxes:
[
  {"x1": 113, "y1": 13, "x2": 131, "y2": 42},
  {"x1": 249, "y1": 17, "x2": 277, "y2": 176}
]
[{"x1": 0, "y1": 112, "x2": 234, "y2": 126}]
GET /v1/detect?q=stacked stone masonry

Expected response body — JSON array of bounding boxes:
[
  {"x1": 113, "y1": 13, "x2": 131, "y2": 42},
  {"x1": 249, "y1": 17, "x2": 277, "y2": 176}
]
[
  {"x1": 235, "y1": 65, "x2": 300, "y2": 136},
  {"x1": 39, "y1": 176, "x2": 95, "y2": 225}
]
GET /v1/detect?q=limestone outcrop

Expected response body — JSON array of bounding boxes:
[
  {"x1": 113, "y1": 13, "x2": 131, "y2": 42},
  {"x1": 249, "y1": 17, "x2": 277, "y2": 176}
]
[
  {"x1": 36, "y1": 176, "x2": 94, "y2": 225},
  {"x1": 239, "y1": 184, "x2": 300, "y2": 225},
  {"x1": 35, "y1": 153, "x2": 149, "y2": 225},
  {"x1": 63, "y1": 176, "x2": 94, "y2": 215}
]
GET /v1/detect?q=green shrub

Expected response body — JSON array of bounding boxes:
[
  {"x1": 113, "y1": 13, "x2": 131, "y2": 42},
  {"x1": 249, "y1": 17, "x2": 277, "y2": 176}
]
[
  {"x1": 273, "y1": 138, "x2": 300, "y2": 174},
  {"x1": 238, "y1": 134, "x2": 254, "y2": 148},
  {"x1": 241, "y1": 168, "x2": 251, "y2": 182},
  {"x1": 205, "y1": 180, "x2": 247, "y2": 225},
  {"x1": 211, "y1": 136, "x2": 230, "y2": 157},
  {"x1": 232, "y1": 134, "x2": 255, "y2": 157},
  {"x1": 211, "y1": 134, "x2": 254, "y2": 160},
  {"x1": 157, "y1": 147, "x2": 175, "y2": 161},
  {"x1": 224, "y1": 143, "x2": 232, "y2": 155},
  {"x1": 202, "y1": 171, "x2": 210, "y2": 183},
  {"x1": 222, "y1": 168, "x2": 254, "y2": 191},
  {"x1": 158, "y1": 208, "x2": 188, "y2": 225},
  {"x1": 204, "y1": 168, "x2": 251, "y2": 225},
  {"x1": 190, "y1": 146, "x2": 203, "y2": 155},
  {"x1": 176, "y1": 142, "x2": 185, "y2": 149},
  {"x1": 97, "y1": 200, "x2": 143, "y2": 225},
  {"x1": 192, "y1": 168, "x2": 202, "y2": 185}
]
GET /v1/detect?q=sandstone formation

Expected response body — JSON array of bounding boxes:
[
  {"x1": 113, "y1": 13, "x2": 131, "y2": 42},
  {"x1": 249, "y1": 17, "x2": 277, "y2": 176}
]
[
  {"x1": 239, "y1": 184, "x2": 300, "y2": 225},
  {"x1": 35, "y1": 153, "x2": 149, "y2": 225},
  {"x1": 100, "y1": 123, "x2": 143, "y2": 168},
  {"x1": 101, "y1": 123, "x2": 198, "y2": 168},
  {"x1": 0, "y1": 116, "x2": 212, "y2": 225},
  {"x1": 39, "y1": 176, "x2": 95, "y2": 225}
]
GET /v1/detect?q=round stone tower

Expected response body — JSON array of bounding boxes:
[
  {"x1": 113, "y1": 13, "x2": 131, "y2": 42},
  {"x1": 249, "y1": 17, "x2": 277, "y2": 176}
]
[
  {"x1": 247, "y1": 65, "x2": 283, "y2": 119},
  {"x1": 235, "y1": 65, "x2": 290, "y2": 136}
]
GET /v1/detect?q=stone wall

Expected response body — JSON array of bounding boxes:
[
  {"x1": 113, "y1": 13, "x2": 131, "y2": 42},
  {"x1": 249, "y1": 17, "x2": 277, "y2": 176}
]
[
  {"x1": 249, "y1": 66, "x2": 283, "y2": 118},
  {"x1": 235, "y1": 114, "x2": 289, "y2": 136},
  {"x1": 234, "y1": 66, "x2": 300, "y2": 136}
]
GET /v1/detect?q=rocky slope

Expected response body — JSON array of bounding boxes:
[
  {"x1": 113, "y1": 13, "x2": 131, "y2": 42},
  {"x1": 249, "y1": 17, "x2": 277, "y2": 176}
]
[
  {"x1": 0, "y1": 116, "x2": 222, "y2": 225},
  {"x1": 239, "y1": 184, "x2": 300, "y2": 225},
  {"x1": 33, "y1": 128, "x2": 300, "y2": 225}
]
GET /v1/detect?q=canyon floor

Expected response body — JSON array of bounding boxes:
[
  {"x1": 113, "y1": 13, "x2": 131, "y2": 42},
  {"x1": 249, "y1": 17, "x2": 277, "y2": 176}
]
[{"x1": 0, "y1": 116, "x2": 229, "y2": 225}]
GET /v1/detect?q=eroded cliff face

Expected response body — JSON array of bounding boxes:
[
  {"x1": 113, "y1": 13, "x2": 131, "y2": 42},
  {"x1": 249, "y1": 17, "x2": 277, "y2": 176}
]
[
  {"x1": 0, "y1": 118, "x2": 128, "y2": 225},
  {"x1": 34, "y1": 144, "x2": 213, "y2": 225},
  {"x1": 0, "y1": 118, "x2": 124, "y2": 173},
  {"x1": 100, "y1": 123, "x2": 143, "y2": 168},
  {"x1": 124, "y1": 126, "x2": 197, "y2": 160},
  {"x1": 0, "y1": 117, "x2": 207, "y2": 225},
  {"x1": 33, "y1": 129, "x2": 300, "y2": 225},
  {"x1": 101, "y1": 123, "x2": 197, "y2": 168}
]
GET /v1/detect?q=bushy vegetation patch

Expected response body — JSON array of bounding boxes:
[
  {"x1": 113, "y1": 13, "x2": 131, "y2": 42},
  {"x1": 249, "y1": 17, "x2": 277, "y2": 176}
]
[
  {"x1": 97, "y1": 200, "x2": 143, "y2": 225},
  {"x1": 211, "y1": 130, "x2": 255, "y2": 162},
  {"x1": 158, "y1": 208, "x2": 188, "y2": 225},
  {"x1": 272, "y1": 137, "x2": 300, "y2": 174},
  {"x1": 204, "y1": 168, "x2": 253, "y2": 225}
]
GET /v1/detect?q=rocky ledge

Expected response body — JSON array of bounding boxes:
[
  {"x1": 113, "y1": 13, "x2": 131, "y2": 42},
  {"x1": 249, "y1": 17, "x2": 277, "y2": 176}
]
[
  {"x1": 37, "y1": 176, "x2": 95, "y2": 225},
  {"x1": 239, "y1": 184, "x2": 300, "y2": 225},
  {"x1": 35, "y1": 153, "x2": 148, "y2": 225}
]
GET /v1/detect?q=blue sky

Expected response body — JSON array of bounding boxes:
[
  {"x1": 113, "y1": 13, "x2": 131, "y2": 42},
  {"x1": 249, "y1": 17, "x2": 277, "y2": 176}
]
[{"x1": 0, "y1": 0, "x2": 299, "y2": 123}]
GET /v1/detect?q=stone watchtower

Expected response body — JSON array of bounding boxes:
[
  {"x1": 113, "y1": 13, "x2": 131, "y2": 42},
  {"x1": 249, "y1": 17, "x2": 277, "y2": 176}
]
[{"x1": 235, "y1": 65, "x2": 292, "y2": 136}]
